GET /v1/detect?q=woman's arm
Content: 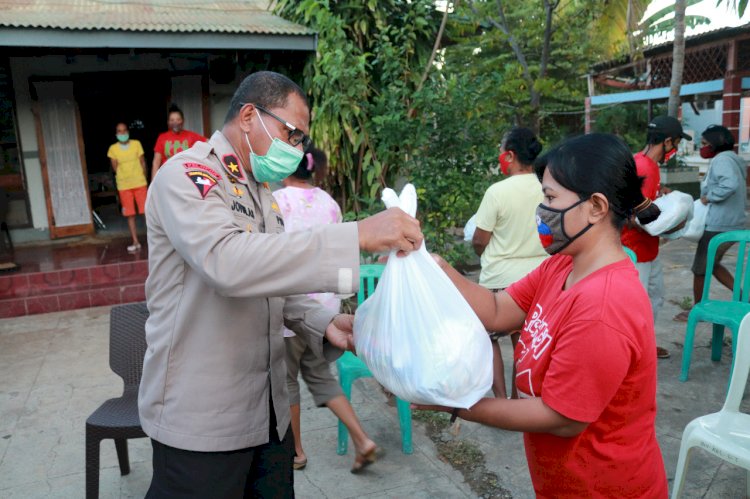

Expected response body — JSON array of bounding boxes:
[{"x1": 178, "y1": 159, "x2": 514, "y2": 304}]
[
  {"x1": 416, "y1": 397, "x2": 588, "y2": 437},
  {"x1": 110, "y1": 158, "x2": 118, "y2": 173},
  {"x1": 151, "y1": 152, "x2": 163, "y2": 180},
  {"x1": 472, "y1": 228, "x2": 491, "y2": 256},
  {"x1": 435, "y1": 255, "x2": 526, "y2": 332}
]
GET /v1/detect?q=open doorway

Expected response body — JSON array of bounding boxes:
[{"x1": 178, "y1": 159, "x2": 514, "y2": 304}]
[{"x1": 75, "y1": 71, "x2": 170, "y2": 232}]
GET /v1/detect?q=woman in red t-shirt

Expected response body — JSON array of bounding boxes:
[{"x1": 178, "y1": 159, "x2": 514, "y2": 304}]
[{"x1": 417, "y1": 133, "x2": 668, "y2": 498}]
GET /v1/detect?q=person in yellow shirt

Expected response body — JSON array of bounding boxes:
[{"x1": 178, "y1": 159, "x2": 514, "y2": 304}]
[
  {"x1": 107, "y1": 122, "x2": 147, "y2": 252},
  {"x1": 472, "y1": 127, "x2": 547, "y2": 398}
]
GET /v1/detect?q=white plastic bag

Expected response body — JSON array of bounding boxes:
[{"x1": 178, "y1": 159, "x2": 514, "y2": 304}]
[
  {"x1": 463, "y1": 214, "x2": 478, "y2": 241},
  {"x1": 354, "y1": 184, "x2": 493, "y2": 408},
  {"x1": 682, "y1": 199, "x2": 707, "y2": 242},
  {"x1": 640, "y1": 191, "x2": 694, "y2": 237}
]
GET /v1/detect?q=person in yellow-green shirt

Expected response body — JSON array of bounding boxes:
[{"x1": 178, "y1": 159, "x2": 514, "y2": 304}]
[
  {"x1": 472, "y1": 127, "x2": 547, "y2": 399},
  {"x1": 107, "y1": 122, "x2": 147, "y2": 253}
]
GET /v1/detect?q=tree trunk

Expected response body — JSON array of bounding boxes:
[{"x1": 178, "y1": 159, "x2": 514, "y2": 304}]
[{"x1": 667, "y1": 0, "x2": 687, "y2": 117}]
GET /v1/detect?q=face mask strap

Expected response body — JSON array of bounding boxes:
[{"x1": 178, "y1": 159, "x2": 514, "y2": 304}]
[
  {"x1": 255, "y1": 109, "x2": 274, "y2": 140},
  {"x1": 244, "y1": 132, "x2": 255, "y2": 154}
]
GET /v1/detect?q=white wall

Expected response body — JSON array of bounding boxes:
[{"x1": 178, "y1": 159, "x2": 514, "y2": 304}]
[{"x1": 680, "y1": 100, "x2": 723, "y2": 153}]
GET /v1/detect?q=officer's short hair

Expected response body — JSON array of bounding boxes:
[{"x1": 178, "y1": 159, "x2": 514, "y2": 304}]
[{"x1": 224, "y1": 71, "x2": 308, "y2": 124}]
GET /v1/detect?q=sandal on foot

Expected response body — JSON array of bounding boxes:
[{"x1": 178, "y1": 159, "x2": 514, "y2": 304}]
[
  {"x1": 351, "y1": 446, "x2": 383, "y2": 474},
  {"x1": 293, "y1": 455, "x2": 307, "y2": 470},
  {"x1": 656, "y1": 346, "x2": 670, "y2": 359}
]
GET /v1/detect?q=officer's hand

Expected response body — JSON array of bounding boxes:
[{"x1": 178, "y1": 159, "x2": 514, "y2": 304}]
[
  {"x1": 325, "y1": 314, "x2": 355, "y2": 352},
  {"x1": 357, "y1": 208, "x2": 423, "y2": 256}
]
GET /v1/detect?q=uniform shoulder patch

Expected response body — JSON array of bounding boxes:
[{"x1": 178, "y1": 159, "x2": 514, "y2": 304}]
[
  {"x1": 221, "y1": 154, "x2": 247, "y2": 183},
  {"x1": 183, "y1": 162, "x2": 222, "y2": 180},
  {"x1": 185, "y1": 171, "x2": 218, "y2": 199}
]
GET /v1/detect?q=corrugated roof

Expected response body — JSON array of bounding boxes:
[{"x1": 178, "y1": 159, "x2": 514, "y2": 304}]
[{"x1": 0, "y1": 0, "x2": 313, "y2": 35}]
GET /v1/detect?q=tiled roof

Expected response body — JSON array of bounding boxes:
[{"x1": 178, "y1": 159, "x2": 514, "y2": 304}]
[{"x1": 0, "y1": 0, "x2": 313, "y2": 35}]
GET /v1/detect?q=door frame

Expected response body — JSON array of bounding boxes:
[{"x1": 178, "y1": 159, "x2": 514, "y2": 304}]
[{"x1": 30, "y1": 77, "x2": 94, "y2": 239}]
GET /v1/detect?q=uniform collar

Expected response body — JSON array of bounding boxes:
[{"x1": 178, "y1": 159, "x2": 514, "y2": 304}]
[{"x1": 210, "y1": 131, "x2": 249, "y2": 185}]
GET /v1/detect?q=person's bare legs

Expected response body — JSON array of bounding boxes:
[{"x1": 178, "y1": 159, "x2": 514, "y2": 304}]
[
  {"x1": 126, "y1": 215, "x2": 139, "y2": 247},
  {"x1": 325, "y1": 395, "x2": 377, "y2": 467},
  {"x1": 289, "y1": 403, "x2": 306, "y2": 464},
  {"x1": 712, "y1": 263, "x2": 735, "y2": 292},
  {"x1": 491, "y1": 339, "x2": 507, "y2": 398}
]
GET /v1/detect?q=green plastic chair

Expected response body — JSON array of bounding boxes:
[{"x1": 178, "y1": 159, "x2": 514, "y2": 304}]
[
  {"x1": 336, "y1": 264, "x2": 413, "y2": 455},
  {"x1": 623, "y1": 246, "x2": 637, "y2": 263},
  {"x1": 680, "y1": 230, "x2": 750, "y2": 383}
]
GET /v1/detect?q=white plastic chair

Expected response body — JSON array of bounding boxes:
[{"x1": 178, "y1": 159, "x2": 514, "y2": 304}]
[{"x1": 671, "y1": 312, "x2": 750, "y2": 498}]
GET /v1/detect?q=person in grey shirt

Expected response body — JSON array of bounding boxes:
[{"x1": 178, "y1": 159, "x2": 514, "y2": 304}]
[{"x1": 675, "y1": 125, "x2": 747, "y2": 321}]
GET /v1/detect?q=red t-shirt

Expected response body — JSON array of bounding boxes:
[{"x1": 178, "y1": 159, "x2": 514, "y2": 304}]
[
  {"x1": 506, "y1": 255, "x2": 667, "y2": 499},
  {"x1": 621, "y1": 152, "x2": 660, "y2": 262},
  {"x1": 154, "y1": 130, "x2": 206, "y2": 164}
]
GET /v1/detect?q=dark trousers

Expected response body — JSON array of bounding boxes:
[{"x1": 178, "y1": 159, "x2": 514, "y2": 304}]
[{"x1": 146, "y1": 404, "x2": 294, "y2": 499}]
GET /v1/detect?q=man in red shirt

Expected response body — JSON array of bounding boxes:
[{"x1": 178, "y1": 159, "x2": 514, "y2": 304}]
[
  {"x1": 621, "y1": 115, "x2": 692, "y2": 359},
  {"x1": 151, "y1": 103, "x2": 206, "y2": 179}
]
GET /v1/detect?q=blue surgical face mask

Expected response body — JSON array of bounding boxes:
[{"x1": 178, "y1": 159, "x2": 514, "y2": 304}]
[
  {"x1": 116, "y1": 133, "x2": 129, "y2": 143},
  {"x1": 245, "y1": 110, "x2": 303, "y2": 183}
]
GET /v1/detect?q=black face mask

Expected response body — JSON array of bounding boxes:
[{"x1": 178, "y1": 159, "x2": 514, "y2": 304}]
[{"x1": 536, "y1": 198, "x2": 593, "y2": 255}]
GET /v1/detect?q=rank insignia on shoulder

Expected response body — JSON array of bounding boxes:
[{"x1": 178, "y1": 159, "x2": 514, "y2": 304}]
[
  {"x1": 270, "y1": 201, "x2": 281, "y2": 214},
  {"x1": 231, "y1": 185, "x2": 244, "y2": 198},
  {"x1": 183, "y1": 162, "x2": 222, "y2": 180},
  {"x1": 185, "y1": 171, "x2": 218, "y2": 199},
  {"x1": 222, "y1": 154, "x2": 246, "y2": 183}
]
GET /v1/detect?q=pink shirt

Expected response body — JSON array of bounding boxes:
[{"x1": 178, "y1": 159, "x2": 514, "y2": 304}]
[{"x1": 273, "y1": 186, "x2": 343, "y2": 336}]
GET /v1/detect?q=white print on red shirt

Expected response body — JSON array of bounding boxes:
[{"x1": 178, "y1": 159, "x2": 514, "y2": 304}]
[
  {"x1": 515, "y1": 303, "x2": 553, "y2": 399},
  {"x1": 517, "y1": 304, "x2": 552, "y2": 363}
]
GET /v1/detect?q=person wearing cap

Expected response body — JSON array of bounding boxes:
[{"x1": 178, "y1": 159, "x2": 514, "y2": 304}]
[
  {"x1": 621, "y1": 115, "x2": 692, "y2": 359},
  {"x1": 674, "y1": 125, "x2": 747, "y2": 322}
]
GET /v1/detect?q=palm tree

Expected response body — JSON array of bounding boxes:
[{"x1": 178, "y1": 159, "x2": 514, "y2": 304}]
[{"x1": 668, "y1": 0, "x2": 687, "y2": 117}]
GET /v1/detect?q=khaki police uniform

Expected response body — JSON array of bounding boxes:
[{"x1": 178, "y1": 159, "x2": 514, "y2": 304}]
[{"x1": 139, "y1": 131, "x2": 360, "y2": 453}]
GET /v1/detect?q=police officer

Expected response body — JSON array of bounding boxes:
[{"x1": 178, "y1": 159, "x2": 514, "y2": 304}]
[{"x1": 139, "y1": 71, "x2": 422, "y2": 498}]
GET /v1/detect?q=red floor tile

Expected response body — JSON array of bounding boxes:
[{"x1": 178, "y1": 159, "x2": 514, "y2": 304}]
[
  {"x1": 58, "y1": 268, "x2": 91, "y2": 289},
  {"x1": 121, "y1": 284, "x2": 146, "y2": 304},
  {"x1": 28, "y1": 272, "x2": 60, "y2": 292},
  {"x1": 89, "y1": 287, "x2": 121, "y2": 307},
  {"x1": 90, "y1": 264, "x2": 120, "y2": 285},
  {"x1": 0, "y1": 274, "x2": 30, "y2": 300},
  {"x1": 26, "y1": 295, "x2": 60, "y2": 315},
  {"x1": 0, "y1": 298, "x2": 26, "y2": 318},
  {"x1": 59, "y1": 291, "x2": 92, "y2": 311}
]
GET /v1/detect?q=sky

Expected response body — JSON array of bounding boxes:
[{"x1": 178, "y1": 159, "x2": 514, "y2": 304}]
[{"x1": 643, "y1": 0, "x2": 750, "y2": 42}]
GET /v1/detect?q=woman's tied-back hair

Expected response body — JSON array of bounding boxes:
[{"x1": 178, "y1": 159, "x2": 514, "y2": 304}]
[
  {"x1": 702, "y1": 125, "x2": 735, "y2": 153},
  {"x1": 167, "y1": 103, "x2": 184, "y2": 119},
  {"x1": 534, "y1": 133, "x2": 661, "y2": 229},
  {"x1": 502, "y1": 127, "x2": 543, "y2": 165},
  {"x1": 292, "y1": 146, "x2": 327, "y2": 185}
]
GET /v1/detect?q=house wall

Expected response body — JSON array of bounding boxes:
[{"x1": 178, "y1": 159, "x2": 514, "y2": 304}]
[{"x1": 8, "y1": 53, "x2": 242, "y2": 241}]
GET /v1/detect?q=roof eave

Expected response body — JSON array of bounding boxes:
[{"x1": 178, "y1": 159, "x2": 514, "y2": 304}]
[{"x1": 0, "y1": 27, "x2": 317, "y2": 51}]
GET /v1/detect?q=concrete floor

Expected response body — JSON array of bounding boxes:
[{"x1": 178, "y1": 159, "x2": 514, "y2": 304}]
[
  {"x1": 0, "y1": 307, "x2": 472, "y2": 498},
  {"x1": 1, "y1": 234, "x2": 749, "y2": 498}
]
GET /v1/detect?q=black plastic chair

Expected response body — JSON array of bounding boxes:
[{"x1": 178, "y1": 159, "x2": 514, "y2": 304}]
[{"x1": 85, "y1": 302, "x2": 149, "y2": 498}]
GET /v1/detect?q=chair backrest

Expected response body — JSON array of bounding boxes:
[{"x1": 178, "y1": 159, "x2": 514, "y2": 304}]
[
  {"x1": 623, "y1": 246, "x2": 637, "y2": 263},
  {"x1": 703, "y1": 230, "x2": 750, "y2": 302},
  {"x1": 722, "y1": 312, "x2": 750, "y2": 413},
  {"x1": 109, "y1": 302, "x2": 149, "y2": 389},
  {"x1": 357, "y1": 264, "x2": 385, "y2": 306}
]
